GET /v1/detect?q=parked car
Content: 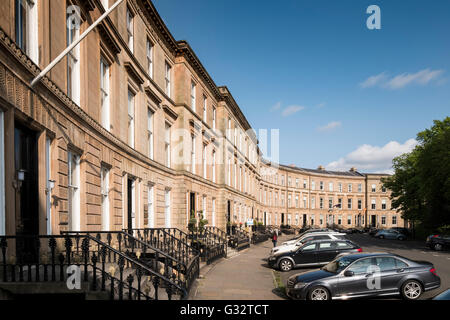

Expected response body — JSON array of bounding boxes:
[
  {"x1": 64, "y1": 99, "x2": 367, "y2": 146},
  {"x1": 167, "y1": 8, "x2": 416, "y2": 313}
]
[
  {"x1": 433, "y1": 288, "x2": 450, "y2": 300},
  {"x1": 268, "y1": 239, "x2": 362, "y2": 272},
  {"x1": 375, "y1": 229, "x2": 407, "y2": 240},
  {"x1": 391, "y1": 227, "x2": 411, "y2": 236},
  {"x1": 368, "y1": 228, "x2": 379, "y2": 236},
  {"x1": 285, "y1": 252, "x2": 441, "y2": 300},
  {"x1": 426, "y1": 234, "x2": 450, "y2": 251},
  {"x1": 283, "y1": 228, "x2": 331, "y2": 243},
  {"x1": 274, "y1": 232, "x2": 347, "y2": 255}
]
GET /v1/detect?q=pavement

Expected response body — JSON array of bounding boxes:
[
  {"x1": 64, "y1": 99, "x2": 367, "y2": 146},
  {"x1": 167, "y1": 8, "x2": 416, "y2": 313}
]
[
  {"x1": 278, "y1": 233, "x2": 450, "y2": 300},
  {"x1": 191, "y1": 239, "x2": 284, "y2": 300}
]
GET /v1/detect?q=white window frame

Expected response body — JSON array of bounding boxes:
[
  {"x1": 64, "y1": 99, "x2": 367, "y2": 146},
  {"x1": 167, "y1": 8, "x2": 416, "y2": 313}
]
[
  {"x1": 16, "y1": 0, "x2": 39, "y2": 64},
  {"x1": 68, "y1": 151, "x2": 81, "y2": 231},
  {"x1": 165, "y1": 189, "x2": 171, "y2": 227},
  {"x1": 212, "y1": 150, "x2": 216, "y2": 183},
  {"x1": 45, "y1": 137, "x2": 52, "y2": 235},
  {"x1": 212, "y1": 106, "x2": 216, "y2": 130},
  {"x1": 146, "y1": 39, "x2": 153, "y2": 78},
  {"x1": 190, "y1": 81, "x2": 196, "y2": 112},
  {"x1": 147, "y1": 107, "x2": 154, "y2": 159},
  {"x1": 165, "y1": 122, "x2": 171, "y2": 168},
  {"x1": 0, "y1": 111, "x2": 5, "y2": 235},
  {"x1": 127, "y1": 90, "x2": 135, "y2": 148},
  {"x1": 202, "y1": 195, "x2": 206, "y2": 220},
  {"x1": 101, "y1": 166, "x2": 110, "y2": 231},
  {"x1": 100, "y1": 57, "x2": 110, "y2": 130},
  {"x1": 101, "y1": 0, "x2": 109, "y2": 9},
  {"x1": 212, "y1": 198, "x2": 216, "y2": 227},
  {"x1": 191, "y1": 135, "x2": 196, "y2": 174},
  {"x1": 202, "y1": 144, "x2": 207, "y2": 179},
  {"x1": 165, "y1": 62, "x2": 171, "y2": 97},
  {"x1": 148, "y1": 184, "x2": 154, "y2": 228},
  {"x1": 67, "y1": 4, "x2": 80, "y2": 105},
  {"x1": 203, "y1": 95, "x2": 207, "y2": 122},
  {"x1": 126, "y1": 6, "x2": 134, "y2": 52}
]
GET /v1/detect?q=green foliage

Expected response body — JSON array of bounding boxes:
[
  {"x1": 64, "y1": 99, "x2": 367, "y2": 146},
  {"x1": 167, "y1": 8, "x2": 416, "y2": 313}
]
[
  {"x1": 188, "y1": 217, "x2": 197, "y2": 232},
  {"x1": 198, "y1": 218, "x2": 208, "y2": 232},
  {"x1": 382, "y1": 117, "x2": 450, "y2": 231}
]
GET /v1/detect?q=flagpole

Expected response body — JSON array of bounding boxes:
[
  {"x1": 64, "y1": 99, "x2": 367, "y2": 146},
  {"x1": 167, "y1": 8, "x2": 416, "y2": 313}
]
[{"x1": 30, "y1": 0, "x2": 125, "y2": 87}]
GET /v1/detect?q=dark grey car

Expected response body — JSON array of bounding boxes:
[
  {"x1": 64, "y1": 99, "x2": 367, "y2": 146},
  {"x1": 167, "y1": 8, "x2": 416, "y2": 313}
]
[{"x1": 286, "y1": 252, "x2": 440, "y2": 300}]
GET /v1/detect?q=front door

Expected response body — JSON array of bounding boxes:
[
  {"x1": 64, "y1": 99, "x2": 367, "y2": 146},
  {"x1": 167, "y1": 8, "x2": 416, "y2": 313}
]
[{"x1": 14, "y1": 124, "x2": 39, "y2": 262}]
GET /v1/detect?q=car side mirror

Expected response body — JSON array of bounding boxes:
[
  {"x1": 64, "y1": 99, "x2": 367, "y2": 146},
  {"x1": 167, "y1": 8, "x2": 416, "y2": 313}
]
[{"x1": 344, "y1": 270, "x2": 354, "y2": 277}]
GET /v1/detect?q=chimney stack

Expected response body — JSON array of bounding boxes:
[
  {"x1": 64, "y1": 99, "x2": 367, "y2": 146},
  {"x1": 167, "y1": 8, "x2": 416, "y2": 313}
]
[{"x1": 317, "y1": 165, "x2": 325, "y2": 171}]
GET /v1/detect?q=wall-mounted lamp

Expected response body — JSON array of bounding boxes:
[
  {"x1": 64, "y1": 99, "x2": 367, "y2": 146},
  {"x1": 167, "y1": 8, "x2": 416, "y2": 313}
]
[
  {"x1": 13, "y1": 169, "x2": 26, "y2": 190},
  {"x1": 17, "y1": 169, "x2": 26, "y2": 182},
  {"x1": 46, "y1": 179, "x2": 56, "y2": 195}
]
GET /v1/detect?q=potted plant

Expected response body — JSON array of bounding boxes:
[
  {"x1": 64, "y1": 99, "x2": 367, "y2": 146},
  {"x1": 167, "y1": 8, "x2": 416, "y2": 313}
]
[
  {"x1": 198, "y1": 218, "x2": 209, "y2": 233},
  {"x1": 188, "y1": 209, "x2": 197, "y2": 233}
]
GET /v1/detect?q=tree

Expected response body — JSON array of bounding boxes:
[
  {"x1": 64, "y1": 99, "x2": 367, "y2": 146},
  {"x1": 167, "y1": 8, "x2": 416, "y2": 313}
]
[{"x1": 382, "y1": 117, "x2": 450, "y2": 231}]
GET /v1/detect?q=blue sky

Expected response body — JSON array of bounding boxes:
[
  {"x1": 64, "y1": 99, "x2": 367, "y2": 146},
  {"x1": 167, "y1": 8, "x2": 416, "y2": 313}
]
[{"x1": 153, "y1": 0, "x2": 450, "y2": 173}]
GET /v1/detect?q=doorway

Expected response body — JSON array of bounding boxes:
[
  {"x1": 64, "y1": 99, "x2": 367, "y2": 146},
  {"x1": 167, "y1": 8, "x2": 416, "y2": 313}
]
[
  {"x1": 190, "y1": 192, "x2": 196, "y2": 219},
  {"x1": 127, "y1": 178, "x2": 135, "y2": 232},
  {"x1": 14, "y1": 123, "x2": 39, "y2": 262},
  {"x1": 371, "y1": 215, "x2": 376, "y2": 227}
]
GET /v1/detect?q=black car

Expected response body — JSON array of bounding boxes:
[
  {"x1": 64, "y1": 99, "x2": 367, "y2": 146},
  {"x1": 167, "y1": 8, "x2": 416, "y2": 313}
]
[
  {"x1": 426, "y1": 234, "x2": 450, "y2": 251},
  {"x1": 368, "y1": 228, "x2": 379, "y2": 236},
  {"x1": 286, "y1": 252, "x2": 441, "y2": 300},
  {"x1": 268, "y1": 239, "x2": 362, "y2": 272}
]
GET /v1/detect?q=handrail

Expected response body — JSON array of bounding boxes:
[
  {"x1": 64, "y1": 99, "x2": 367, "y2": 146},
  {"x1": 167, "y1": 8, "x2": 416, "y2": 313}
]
[
  {"x1": 127, "y1": 228, "x2": 199, "y2": 267},
  {"x1": 0, "y1": 234, "x2": 186, "y2": 299}
]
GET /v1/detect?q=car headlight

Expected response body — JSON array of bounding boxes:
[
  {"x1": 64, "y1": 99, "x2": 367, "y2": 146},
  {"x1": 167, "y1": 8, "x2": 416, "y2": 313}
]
[{"x1": 294, "y1": 282, "x2": 307, "y2": 289}]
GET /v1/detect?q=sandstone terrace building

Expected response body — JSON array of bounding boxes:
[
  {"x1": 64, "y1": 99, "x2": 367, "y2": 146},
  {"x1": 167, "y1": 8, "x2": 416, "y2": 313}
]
[{"x1": 0, "y1": 0, "x2": 404, "y2": 240}]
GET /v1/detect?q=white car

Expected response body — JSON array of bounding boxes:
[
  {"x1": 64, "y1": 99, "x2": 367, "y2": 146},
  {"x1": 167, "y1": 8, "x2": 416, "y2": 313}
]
[{"x1": 270, "y1": 232, "x2": 347, "y2": 256}]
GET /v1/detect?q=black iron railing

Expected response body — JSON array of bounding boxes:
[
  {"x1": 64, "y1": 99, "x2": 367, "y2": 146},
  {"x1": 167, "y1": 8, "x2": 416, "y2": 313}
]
[
  {"x1": 64, "y1": 230, "x2": 198, "y2": 296},
  {"x1": 228, "y1": 229, "x2": 250, "y2": 251},
  {"x1": 124, "y1": 228, "x2": 197, "y2": 268},
  {"x1": 0, "y1": 234, "x2": 186, "y2": 300}
]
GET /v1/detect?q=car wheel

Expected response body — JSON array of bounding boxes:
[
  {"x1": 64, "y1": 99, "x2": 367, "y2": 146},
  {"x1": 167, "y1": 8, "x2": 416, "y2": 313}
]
[
  {"x1": 379, "y1": 235, "x2": 384, "y2": 239},
  {"x1": 434, "y1": 243, "x2": 443, "y2": 251},
  {"x1": 279, "y1": 259, "x2": 293, "y2": 272},
  {"x1": 308, "y1": 286, "x2": 331, "y2": 300},
  {"x1": 399, "y1": 237, "x2": 406, "y2": 241},
  {"x1": 401, "y1": 280, "x2": 422, "y2": 300}
]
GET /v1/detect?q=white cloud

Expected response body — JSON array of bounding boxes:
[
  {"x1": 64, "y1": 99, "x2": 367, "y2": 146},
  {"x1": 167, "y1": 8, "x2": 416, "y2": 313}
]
[
  {"x1": 385, "y1": 69, "x2": 444, "y2": 89},
  {"x1": 359, "y1": 72, "x2": 388, "y2": 88},
  {"x1": 360, "y1": 69, "x2": 444, "y2": 90},
  {"x1": 281, "y1": 105, "x2": 305, "y2": 117},
  {"x1": 326, "y1": 139, "x2": 418, "y2": 174},
  {"x1": 316, "y1": 102, "x2": 326, "y2": 108},
  {"x1": 317, "y1": 121, "x2": 341, "y2": 132},
  {"x1": 270, "y1": 101, "x2": 282, "y2": 112}
]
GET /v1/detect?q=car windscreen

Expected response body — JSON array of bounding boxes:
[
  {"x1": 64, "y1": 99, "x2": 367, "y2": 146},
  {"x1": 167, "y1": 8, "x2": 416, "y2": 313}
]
[{"x1": 321, "y1": 255, "x2": 357, "y2": 273}]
